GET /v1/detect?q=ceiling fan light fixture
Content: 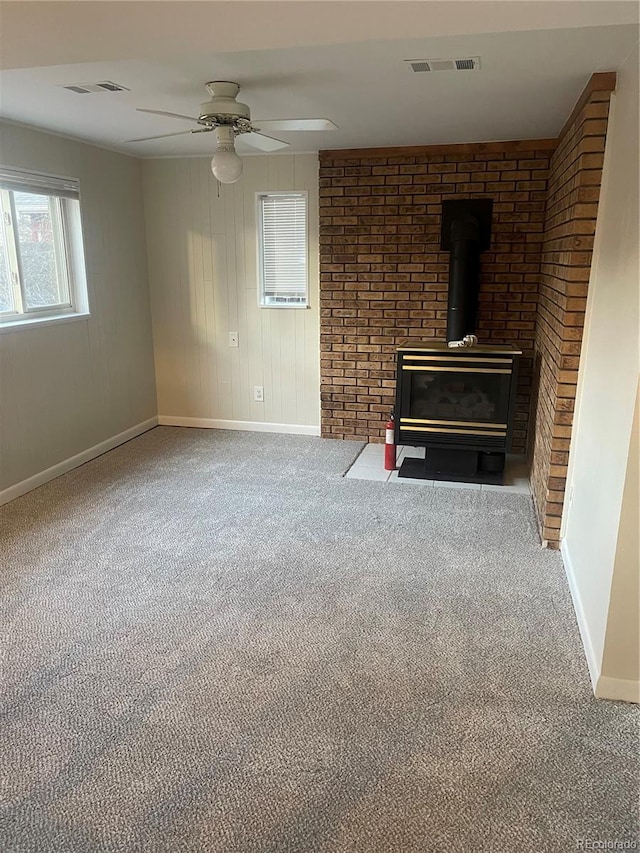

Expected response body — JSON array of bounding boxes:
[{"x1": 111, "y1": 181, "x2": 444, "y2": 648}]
[
  {"x1": 211, "y1": 149, "x2": 242, "y2": 184},
  {"x1": 210, "y1": 126, "x2": 242, "y2": 184},
  {"x1": 129, "y1": 80, "x2": 332, "y2": 158}
]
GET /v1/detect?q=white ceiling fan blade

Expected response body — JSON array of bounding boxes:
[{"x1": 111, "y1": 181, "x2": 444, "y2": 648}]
[
  {"x1": 254, "y1": 119, "x2": 338, "y2": 132},
  {"x1": 243, "y1": 132, "x2": 290, "y2": 152},
  {"x1": 124, "y1": 130, "x2": 198, "y2": 143},
  {"x1": 137, "y1": 108, "x2": 198, "y2": 122}
]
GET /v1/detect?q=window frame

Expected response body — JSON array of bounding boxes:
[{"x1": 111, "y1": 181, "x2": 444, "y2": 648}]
[
  {"x1": 256, "y1": 190, "x2": 309, "y2": 309},
  {"x1": 0, "y1": 166, "x2": 89, "y2": 331}
]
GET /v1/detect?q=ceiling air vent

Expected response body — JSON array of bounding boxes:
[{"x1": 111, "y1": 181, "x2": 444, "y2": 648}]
[
  {"x1": 408, "y1": 61, "x2": 431, "y2": 73},
  {"x1": 60, "y1": 81, "x2": 130, "y2": 94},
  {"x1": 405, "y1": 57, "x2": 481, "y2": 73},
  {"x1": 455, "y1": 58, "x2": 477, "y2": 71}
]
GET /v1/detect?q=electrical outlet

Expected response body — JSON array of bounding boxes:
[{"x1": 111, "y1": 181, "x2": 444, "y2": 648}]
[
  {"x1": 228, "y1": 332, "x2": 239, "y2": 348},
  {"x1": 254, "y1": 386, "x2": 264, "y2": 402}
]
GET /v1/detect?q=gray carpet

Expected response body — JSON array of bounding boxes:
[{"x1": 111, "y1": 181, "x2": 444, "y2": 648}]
[{"x1": 0, "y1": 426, "x2": 638, "y2": 853}]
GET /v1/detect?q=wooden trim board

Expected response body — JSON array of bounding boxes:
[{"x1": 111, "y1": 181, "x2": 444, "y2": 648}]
[
  {"x1": 0, "y1": 417, "x2": 159, "y2": 506},
  {"x1": 558, "y1": 71, "x2": 617, "y2": 142},
  {"x1": 320, "y1": 138, "x2": 558, "y2": 160},
  {"x1": 158, "y1": 416, "x2": 321, "y2": 436}
]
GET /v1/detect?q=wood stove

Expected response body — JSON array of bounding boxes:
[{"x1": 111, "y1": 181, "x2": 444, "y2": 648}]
[
  {"x1": 395, "y1": 198, "x2": 522, "y2": 484},
  {"x1": 394, "y1": 341, "x2": 521, "y2": 484},
  {"x1": 392, "y1": 195, "x2": 521, "y2": 484}
]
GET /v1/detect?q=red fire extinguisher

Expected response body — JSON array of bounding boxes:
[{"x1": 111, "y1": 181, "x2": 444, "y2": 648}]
[{"x1": 384, "y1": 413, "x2": 396, "y2": 471}]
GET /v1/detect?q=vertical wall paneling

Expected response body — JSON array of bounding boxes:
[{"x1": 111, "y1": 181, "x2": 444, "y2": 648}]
[
  {"x1": 143, "y1": 153, "x2": 320, "y2": 430},
  {"x1": 0, "y1": 121, "x2": 157, "y2": 494}
]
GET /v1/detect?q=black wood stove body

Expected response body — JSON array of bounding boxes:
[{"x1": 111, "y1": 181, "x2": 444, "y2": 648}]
[{"x1": 394, "y1": 342, "x2": 521, "y2": 484}]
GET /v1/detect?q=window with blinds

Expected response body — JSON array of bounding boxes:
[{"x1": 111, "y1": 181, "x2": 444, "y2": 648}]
[
  {"x1": 0, "y1": 167, "x2": 88, "y2": 328},
  {"x1": 257, "y1": 192, "x2": 308, "y2": 307}
]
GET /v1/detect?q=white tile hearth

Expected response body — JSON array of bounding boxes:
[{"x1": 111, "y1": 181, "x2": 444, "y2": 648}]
[{"x1": 345, "y1": 444, "x2": 530, "y2": 494}]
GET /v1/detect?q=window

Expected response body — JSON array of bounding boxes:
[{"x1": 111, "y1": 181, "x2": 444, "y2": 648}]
[
  {"x1": 0, "y1": 168, "x2": 88, "y2": 328},
  {"x1": 257, "y1": 191, "x2": 308, "y2": 307}
]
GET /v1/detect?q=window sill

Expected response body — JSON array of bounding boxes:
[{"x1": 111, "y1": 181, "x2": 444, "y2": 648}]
[
  {"x1": 0, "y1": 312, "x2": 91, "y2": 333},
  {"x1": 259, "y1": 304, "x2": 310, "y2": 310}
]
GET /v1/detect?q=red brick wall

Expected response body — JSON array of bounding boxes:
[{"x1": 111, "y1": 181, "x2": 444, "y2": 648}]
[
  {"x1": 319, "y1": 142, "x2": 554, "y2": 452},
  {"x1": 530, "y1": 84, "x2": 613, "y2": 548}
]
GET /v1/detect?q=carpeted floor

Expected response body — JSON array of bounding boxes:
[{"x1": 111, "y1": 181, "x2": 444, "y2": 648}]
[{"x1": 0, "y1": 427, "x2": 638, "y2": 853}]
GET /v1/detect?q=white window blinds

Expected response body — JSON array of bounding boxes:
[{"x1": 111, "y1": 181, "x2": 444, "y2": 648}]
[
  {"x1": 257, "y1": 192, "x2": 308, "y2": 307},
  {"x1": 0, "y1": 167, "x2": 80, "y2": 199}
]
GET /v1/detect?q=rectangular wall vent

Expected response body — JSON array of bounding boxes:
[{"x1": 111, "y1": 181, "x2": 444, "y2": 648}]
[
  {"x1": 60, "y1": 81, "x2": 130, "y2": 94},
  {"x1": 405, "y1": 57, "x2": 481, "y2": 73}
]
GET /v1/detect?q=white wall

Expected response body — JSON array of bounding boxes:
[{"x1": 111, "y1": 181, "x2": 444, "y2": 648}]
[
  {"x1": 600, "y1": 382, "x2": 639, "y2": 689},
  {"x1": 0, "y1": 122, "x2": 157, "y2": 496},
  {"x1": 561, "y1": 42, "x2": 640, "y2": 702},
  {"x1": 142, "y1": 154, "x2": 320, "y2": 431}
]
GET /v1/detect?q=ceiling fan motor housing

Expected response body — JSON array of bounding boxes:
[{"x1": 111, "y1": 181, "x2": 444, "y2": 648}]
[
  {"x1": 127, "y1": 79, "x2": 333, "y2": 148},
  {"x1": 199, "y1": 81, "x2": 251, "y2": 130}
]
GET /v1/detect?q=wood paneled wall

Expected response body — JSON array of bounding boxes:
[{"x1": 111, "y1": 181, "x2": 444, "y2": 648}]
[
  {"x1": 142, "y1": 154, "x2": 320, "y2": 430},
  {"x1": 0, "y1": 122, "x2": 157, "y2": 493}
]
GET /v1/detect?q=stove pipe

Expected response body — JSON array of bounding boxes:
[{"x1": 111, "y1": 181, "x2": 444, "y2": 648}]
[
  {"x1": 440, "y1": 198, "x2": 493, "y2": 346},
  {"x1": 446, "y1": 214, "x2": 481, "y2": 343}
]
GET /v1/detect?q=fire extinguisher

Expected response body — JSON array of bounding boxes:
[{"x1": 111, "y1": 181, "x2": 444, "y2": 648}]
[{"x1": 384, "y1": 412, "x2": 396, "y2": 471}]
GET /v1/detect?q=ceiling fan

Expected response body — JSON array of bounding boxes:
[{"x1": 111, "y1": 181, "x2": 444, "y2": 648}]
[{"x1": 126, "y1": 80, "x2": 338, "y2": 183}]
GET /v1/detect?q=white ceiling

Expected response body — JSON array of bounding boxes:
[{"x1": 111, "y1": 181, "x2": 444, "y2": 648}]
[{"x1": 0, "y1": 2, "x2": 638, "y2": 157}]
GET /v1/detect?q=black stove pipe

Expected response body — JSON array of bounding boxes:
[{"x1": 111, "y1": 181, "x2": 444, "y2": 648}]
[{"x1": 446, "y1": 214, "x2": 481, "y2": 343}]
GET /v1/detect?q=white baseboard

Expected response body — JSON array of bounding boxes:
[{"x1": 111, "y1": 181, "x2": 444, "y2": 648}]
[
  {"x1": 0, "y1": 416, "x2": 158, "y2": 507},
  {"x1": 158, "y1": 415, "x2": 321, "y2": 436},
  {"x1": 596, "y1": 675, "x2": 640, "y2": 704},
  {"x1": 561, "y1": 539, "x2": 600, "y2": 692},
  {"x1": 561, "y1": 539, "x2": 639, "y2": 704}
]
